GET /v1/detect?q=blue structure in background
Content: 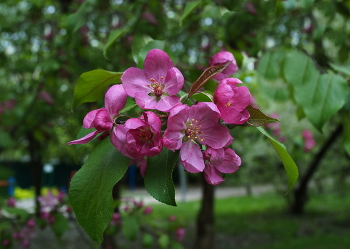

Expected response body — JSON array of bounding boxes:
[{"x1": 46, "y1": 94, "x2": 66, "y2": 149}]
[{"x1": 7, "y1": 176, "x2": 15, "y2": 196}]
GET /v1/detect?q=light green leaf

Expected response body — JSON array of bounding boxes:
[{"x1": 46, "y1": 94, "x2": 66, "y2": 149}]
[
  {"x1": 293, "y1": 73, "x2": 349, "y2": 131},
  {"x1": 131, "y1": 34, "x2": 146, "y2": 67},
  {"x1": 1, "y1": 207, "x2": 29, "y2": 219},
  {"x1": 145, "y1": 149, "x2": 179, "y2": 206},
  {"x1": 142, "y1": 233, "x2": 154, "y2": 248},
  {"x1": 171, "y1": 241, "x2": 185, "y2": 249},
  {"x1": 257, "y1": 127, "x2": 298, "y2": 195},
  {"x1": 72, "y1": 69, "x2": 123, "y2": 110},
  {"x1": 52, "y1": 213, "x2": 69, "y2": 238},
  {"x1": 191, "y1": 91, "x2": 213, "y2": 102},
  {"x1": 257, "y1": 50, "x2": 286, "y2": 80},
  {"x1": 119, "y1": 97, "x2": 137, "y2": 114},
  {"x1": 330, "y1": 63, "x2": 350, "y2": 77},
  {"x1": 103, "y1": 27, "x2": 128, "y2": 61},
  {"x1": 69, "y1": 139, "x2": 130, "y2": 243},
  {"x1": 138, "y1": 40, "x2": 165, "y2": 64},
  {"x1": 243, "y1": 105, "x2": 280, "y2": 127},
  {"x1": 180, "y1": 1, "x2": 202, "y2": 26},
  {"x1": 158, "y1": 234, "x2": 170, "y2": 249},
  {"x1": 122, "y1": 215, "x2": 139, "y2": 241}
]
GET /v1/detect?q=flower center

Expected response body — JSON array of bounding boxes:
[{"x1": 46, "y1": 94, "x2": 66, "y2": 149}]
[
  {"x1": 225, "y1": 102, "x2": 231, "y2": 107},
  {"x1": 185, "y1": 119, "x2": 204, "y2": 142},
  {"x1": 139, "y1": 129, "x2": 153, "y2": 142},
  {"x1": 148, "y1": 77, "x2": 164, "y2": 97}
]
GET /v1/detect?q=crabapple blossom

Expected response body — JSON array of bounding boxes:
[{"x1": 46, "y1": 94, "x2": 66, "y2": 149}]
[
  {"x1": 7, "y1": 197, "x2": 16, "y2": 207},
  {"x1": 203, "y1": 147, "x2": 241, "y2": 185},
  {"x1": 143, "y1": 206, "x2": 153, "y2": 215},
  {"x1": 302, "y1": 130, "x2": 316, "y2": 152},
  {"x1": 176, "y1": 228, "x2": 186, "y2": 242},
  {"x1": 68, "y1": 84, "x2": 127, "y2": 145},
  {"x1": 38, "y1": 191, "x2": 59, "y2": 213},
  {"x1": 121, "y1": 49, "x2": 184, "y2": 112},
  {"x1": 163, "y1": 102, "x2": 233, "y2": 173},
  {"x1": 112, "y1": 111, "x2": 163, "y2": 176},
  {"x1": 214, "y1": 78, "x2": 251, "y2": 124},
  {"x1": 209, "y1": 51, "x2": 238, "y2": 81}
]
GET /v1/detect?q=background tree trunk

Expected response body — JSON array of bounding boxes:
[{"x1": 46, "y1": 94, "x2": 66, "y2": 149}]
[
  {"x1": 193, "y1": 174, "x2": 215, "y2": 249},
  {"x1": 291, "y1": 124, "x2": 343, "y2": 214}
]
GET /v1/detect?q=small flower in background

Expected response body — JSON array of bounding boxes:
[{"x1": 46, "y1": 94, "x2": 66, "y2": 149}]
[
  {"x1": 214, "y1": 78, "x2": 251, "y2": 124},
  {"x1": 38, "y1": 91, "x2": 54, "y2": 105},
  {"x1": 169, "y1": 215, "x2": 176, "y2": 221},
  {"x1": 2, "y1": 239, "x2": 9, "y2": 246},
  {"x1": 7, "y1": 197, "x2": 16, "y2": 207},
  {"x1": 143, "y1": 206, "x2": 153, "y2": 215},
  {"x1": 121, "y1": 49, "x2": 184, "y2": 112},
  {"x1": 110, "y1": 212, "x2": 121, "y2": 226},
  {"x1": 302, "y1": 130, "x2": 316, "y2": 152},
  {"x1": 38, "y1": 191, "x2": 59, "y2": 213},
  {"x1": 209, "y1": 51, "x2": 238, "y2": 81},
  {"x1": 163, "y1": 102, "x2": 233, "y2": 173},
  {"x1": 68, "y1": 84, "x2": 128, "y2": 145},
  {"x1": 26, "y1": 218, "x2": 36, "y2": 228},
  {"x1": 142, "y1": 11, "x2": 157, "y2": 26},
  {"x1": 245, "y1": 2, "x2": 257, "y2": 15},
  {"x1": 176, "y1": 228, "x2": 186, "y2": 242}
]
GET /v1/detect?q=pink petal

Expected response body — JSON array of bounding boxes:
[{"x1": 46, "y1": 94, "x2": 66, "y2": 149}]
[
  {"x1": 105, "y1": 84, "x2": 128, "y2": 116},
  {"x1": 134, "y1": 92, "x2": 157, "y2": 110},
  {"x1": 180, "y1": 141, "x2": 205, "y2": 173},
  {"x1": 92, "y1": 109, "x2": 113, "y2": 130},
  {"x1": 164, "y1": 67, "x2": 184, "y2": 95},
  {"x1": 203, "y1": 162, "x2": 224, "y2": 185},
  {"x1": 136, "y1": 158, "x2": 147, "y2": 177},
  {"x1": 189, "y1": 102, "x2": 220, "y2": 129},
  {"x1": 166, "y1": 104, "x2": 189, "y2": 131},
  {"x1": 163, "y1": 130, "x2": 184, "y2": 151},
  {"x1": 204, "y1": 147, "x2": 225, "y2": 167},
  {"x1": 227, "y1": 86, "x2": 251, "y2": 111},
  {"x1": 215, "y1": 148, "x2": 241, "y2": 173},
  {"x1": 142, "y1": 111, "x2": 162, "y2": 132},
  {"x1": 155, "y1": 95, "x2": 181, "y2": 112},
  {"x1": 83, "y1": 108, "x2": 104, "y2": 128},
  {"x1": 111, "y1": 125, "x2": 132, "y2": 158},
  {"x1": 121, "y1": 68, "x2": 150, "y2": 98},
  {"x1": 218, "y1": 104, "x2": 250, "y2": 124},
  {"x1": 67, "y1": 130, "x2": 100, "y2": 145},
  {"x1": 201, "y1": 124, "x2": 233, "y2": 149},
  {"x1": 143, "y1": 49, "x2": 174, "y2": 81}
]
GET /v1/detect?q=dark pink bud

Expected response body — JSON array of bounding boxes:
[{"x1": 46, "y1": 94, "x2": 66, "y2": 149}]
[
  {"x1": 38, "y1": 91, "x2": 54, "y2": 105},
  {"x1": 13, "y1": 232, "x2": 21, "y2": 240},
  {"x1": 169, "y1": 215, "x2": 176, "y2": 221},
  {"x1": 143, "y1": 206, "x2": 153, "y2": 215},
  {"x1": 133, "y1": 200, "x2": 143, "y2": 208},
  {"x1": 112, "y1": 212, "x2": 120, "y2": 222},
  {"x1": 21, "y1": 239, "x2": 30, "y2": 248},
  {"x1": 2, "y1": 239, "x2": 9, "y2": 246},
  {"x1": 176, "y1": 228, "x2": 185, "y2": 242},
  {"x1": 245, "y1": 2, "x2": 257, "y2": 15},
  {"x1": 142, "y1": 11, "x2": 158, "y2": 26},
  {"x1": 26, "y1": 218, "x2": 36, "y2": 228},
  {"x1": 7, "y1": 197, "x2": 16, "y2": 207}
]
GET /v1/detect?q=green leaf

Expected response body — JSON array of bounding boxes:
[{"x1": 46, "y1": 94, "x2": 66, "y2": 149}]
[
  {"x1": 243, "y1": 105, "x2": 280, "y2": 127},
  {"x1": 74, "y1": 127, "x2": 95, "y2": 164},
  {"x1": 145, "y1": 149, "x2": 179, "y2": 206},
  {"x1": 256, "y1": 127, "x2": 298, "y2": 195},
  {"x1": 283, "y1": 50, "x2": 319, "y2": 87},
  {"x1": 158, "y1": 234, "x2": 170, "y2": 249},
  {"x1": 119, "y1": 97, "x2": 137, "y2": 114},
  {"x1": 343, "y1": 112, "x2": 350, "y2": 156},
  {"x1": 132, "y1": 34, "x2": 146, "y2": 67},
  {"x1": 293, "y1": 73, "x2": 349, "y2": 131},
  {"x1": 330, "y1": 63, "x2": 350, "y2": 77},
  {"x1": 122, "y1": 215, "x2": 139, "y2": 241},
  {"x1": 69, "y1": 139, "x2": 130, "y2": 243},
  {"x1": 52, "y1": 213, "x2": 69, "y2": 238},
  {"x1": 180, "y1": 1, "x2": 202, "y2": 26},
  {"x1": 257, "y1": 50, "x2": 286, "y2": 80},
  {"x1": 103, "y1": 27, "x2": 128, "y2": 61},
  {"x1": 72, "y1": 69, "x2": 123, "y2": 110},
  {"x1": 138, "y1": 40, "x2": 165, "y2": 64},
  {"x1": 142, "y1": 233, "x2": 154, "y2": 248},
  {"x1": 65, "y1": 0, "x2": 90, "y2": 33},
  {"x1": 2, "y1": 207, "x2": 30, "y2": 219},
  {"x1": 171, "y1": 241, "x2": 185, "y2": 249},
  {"x1": 191, "y1": 91, "x2": 213, "y2": 102}
]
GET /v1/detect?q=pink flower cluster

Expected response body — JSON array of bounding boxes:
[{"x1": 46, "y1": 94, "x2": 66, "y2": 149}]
[
  {"x1": 69, "y1": 49, "x2": 252, "y2": 185},
  {"x1": 302, "y1": 130, "x2": 316, "y2": 152}
]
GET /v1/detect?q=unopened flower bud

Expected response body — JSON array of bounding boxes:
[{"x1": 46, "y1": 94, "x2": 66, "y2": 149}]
[{"x1": 143, "y1": 206, "x2": 153, "y2": 215}]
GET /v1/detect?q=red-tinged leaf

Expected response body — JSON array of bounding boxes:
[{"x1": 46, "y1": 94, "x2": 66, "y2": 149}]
[
  {"x1": 188, "y1": 61, "x2": 231, "y2": 98},
  {"x1": 243, "y1": 105, "x2": 280, "y2": 127}
]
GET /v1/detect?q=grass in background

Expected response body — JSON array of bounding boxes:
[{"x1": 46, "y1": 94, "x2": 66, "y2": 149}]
[{"x1": 152, "y1": 189, "x2": 350, "y2": 249}]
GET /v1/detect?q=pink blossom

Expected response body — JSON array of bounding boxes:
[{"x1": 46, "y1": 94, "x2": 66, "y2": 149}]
[
  {"x1": 209, "y1": 51, "x2": 238, "y2": 81},
  {"x1": 203, "y1": 147, "x2": 241, "y2": 185},
  {"x1": 176, "y1": 228, "x2": 186, "y2": 242},
  {"x1": 110, "y1": 212, "x2": 121, "y2": 226},
  {"x1": 7, "y1": 197, "x2": 16, "y2": 207},
  {"x1": 38, "y1": 191, "x2": 59, "y2": 213},
  {"x1": 68, "y1": 84, "x2": 127, "y2": 145},
  {"x1": 13, "y1": 232, "x2": 21, "y2": 240},
  {"x1": 121, "y1": 49, "x2": 184, "y2": 112},
  {"x1": 163, "y1": 102, "x2": 233, "y2": 173},
  {"x1": 143, "y1": 206, "x2": 153, "y2": 215},
  {"x1": 169, "y1": 215, "x2": 176, "y2": 221},
  {"x1": 26, "y1": 218, "x2": 36, "y2": 228},
  {"x1": 38, "y1": 91, "x2": 54, "y2": 105},
  {"x1": 302, "y1": 130, "x2": 316, "y2": 152},
  {"x1": 2, "y1": 239, "x2": 9, "y2": 246},
  {"x1": 112, "y1": 111, "x2": 163, "y2": 176},
  {"x1": 214, "y1": 78, "x2": 251, "y2": 124}
]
